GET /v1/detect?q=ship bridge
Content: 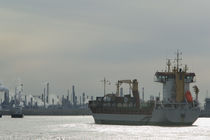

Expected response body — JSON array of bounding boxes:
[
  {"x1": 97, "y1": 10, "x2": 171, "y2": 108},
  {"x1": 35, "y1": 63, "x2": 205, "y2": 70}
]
[
  {"x1": 154, "y1": 51, "x2": 197, "y2": 103},
  {"x1": 154, "y1": 72, "x2": 196, "y2": 83}
]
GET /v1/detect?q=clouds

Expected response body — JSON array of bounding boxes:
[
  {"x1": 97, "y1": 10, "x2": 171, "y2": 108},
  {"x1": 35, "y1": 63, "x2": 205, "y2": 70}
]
[{"x1": 0, "y1": 1, "x2": 210, "y2": 103}]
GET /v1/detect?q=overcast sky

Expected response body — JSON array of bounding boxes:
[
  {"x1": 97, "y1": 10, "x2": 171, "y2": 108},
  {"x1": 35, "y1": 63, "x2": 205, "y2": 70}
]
[{"x1": 0, "y1": 0, "x2": 210, "y2": 103}]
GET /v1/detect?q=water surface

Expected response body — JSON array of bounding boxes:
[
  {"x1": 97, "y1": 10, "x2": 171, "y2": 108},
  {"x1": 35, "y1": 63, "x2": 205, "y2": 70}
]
[{"x1": 0, "y1": 116, "x2": 210, "y2": 140}]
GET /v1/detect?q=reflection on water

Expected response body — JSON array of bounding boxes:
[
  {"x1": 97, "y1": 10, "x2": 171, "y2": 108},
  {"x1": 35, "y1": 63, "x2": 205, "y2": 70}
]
[{"x1": 0, "y1": 116, "x2": 210, "y2": 140}]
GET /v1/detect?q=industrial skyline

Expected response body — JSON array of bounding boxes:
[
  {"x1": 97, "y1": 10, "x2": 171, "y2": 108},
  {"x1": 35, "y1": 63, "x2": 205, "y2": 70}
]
[
  {"x1": 0, "y1": 81, "x2": 93, "y2": 116},
  {"x1": 0, "y1": 82, "x2": 92, "y2": 107}
]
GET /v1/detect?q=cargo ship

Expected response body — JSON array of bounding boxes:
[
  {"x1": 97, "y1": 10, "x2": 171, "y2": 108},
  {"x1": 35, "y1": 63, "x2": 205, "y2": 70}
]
[{"x1": 89, "y1": 52, "x2": 200, "y2": 125}]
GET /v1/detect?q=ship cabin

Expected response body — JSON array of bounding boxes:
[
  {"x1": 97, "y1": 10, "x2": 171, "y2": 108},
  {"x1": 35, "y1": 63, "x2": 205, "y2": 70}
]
[
  {"x1": 155, "y1": 72, "x2": 196, "y2": 83},
  {"x1": 154, "y1": 69, "x2": 196, "y2": 104}
]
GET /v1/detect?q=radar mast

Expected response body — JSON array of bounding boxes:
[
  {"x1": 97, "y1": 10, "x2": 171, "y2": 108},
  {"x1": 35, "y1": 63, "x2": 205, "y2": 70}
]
[
  {"x1": 175, "y1": 50, "x2": 182, "y2": 71},
  {"x1": 166, "y1": 59, "x2": 171, "y2": 72}
]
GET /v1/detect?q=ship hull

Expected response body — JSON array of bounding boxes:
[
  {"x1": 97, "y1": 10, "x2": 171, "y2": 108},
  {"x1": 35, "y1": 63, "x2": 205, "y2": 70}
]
[{"x1": 92, "y1": 107, "x2": 200, "y2": 126}]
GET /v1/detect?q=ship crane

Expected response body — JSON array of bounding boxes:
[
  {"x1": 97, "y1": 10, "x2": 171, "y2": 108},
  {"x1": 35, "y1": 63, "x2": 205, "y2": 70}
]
[
  {"x1": 116, "y1": 80, "x2": 132, "y2": 97},
  {"x1": 116, "y1": 79, "x2": 140, "y2": 107}
]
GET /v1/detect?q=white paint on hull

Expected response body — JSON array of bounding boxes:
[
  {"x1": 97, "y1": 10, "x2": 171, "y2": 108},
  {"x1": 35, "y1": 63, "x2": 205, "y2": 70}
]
[{"x1": 92, "y1": 107, "x2": 200, "y2": 125}]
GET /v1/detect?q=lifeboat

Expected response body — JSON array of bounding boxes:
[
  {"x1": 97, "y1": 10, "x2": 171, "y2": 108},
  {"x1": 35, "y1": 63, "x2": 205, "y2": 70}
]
[{"x1": 185, "y1": 91, "x2": 193, "y2": 103}]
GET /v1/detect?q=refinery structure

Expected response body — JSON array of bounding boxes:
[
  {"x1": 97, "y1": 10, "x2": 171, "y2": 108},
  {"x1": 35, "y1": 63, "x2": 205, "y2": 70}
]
[
  {"x1": 0, "y1": 82, "x2": 91, "y2": 115},
  {"x1": 89, "y1": 51, "x2": 200, "y2": 125}
]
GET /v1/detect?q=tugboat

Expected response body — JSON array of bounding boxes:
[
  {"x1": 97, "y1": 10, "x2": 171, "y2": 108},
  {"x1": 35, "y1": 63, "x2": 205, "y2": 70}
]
[
  {"x1": 89, "y1": 51, "x2": 200, "y2": 125},
  {"x1": 11, "y1": 106, "x2": 24, "y2": 118}
]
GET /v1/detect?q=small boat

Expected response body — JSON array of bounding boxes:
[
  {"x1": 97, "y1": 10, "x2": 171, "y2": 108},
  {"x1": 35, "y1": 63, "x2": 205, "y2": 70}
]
[
  {"x1": 11, "y1": 106, "x2": 24, "y2": 118},
  {"x1": 0, "y1": 106, "x2": 2, "y2": 118},
  {"x1": 11, "y1": 113, "x2": 23, "y2": 118}
]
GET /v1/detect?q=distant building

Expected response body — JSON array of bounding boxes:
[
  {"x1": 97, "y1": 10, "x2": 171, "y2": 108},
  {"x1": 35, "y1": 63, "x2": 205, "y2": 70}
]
[{"x1": 82, "y1": 93, "x2": 85, "y2": 106}]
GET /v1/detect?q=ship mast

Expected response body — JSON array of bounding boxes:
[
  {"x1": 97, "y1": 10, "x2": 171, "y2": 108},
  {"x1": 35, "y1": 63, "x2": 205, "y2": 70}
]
[
  {"x1": 166, "y1": 59, "x2": 171, "y2": 72},
  {"x1": 101, "y1": 78, "x2": 110, "y2": 96},
  {"x1": 175, "y1": 50, "x2": 182, "y2": 71}
]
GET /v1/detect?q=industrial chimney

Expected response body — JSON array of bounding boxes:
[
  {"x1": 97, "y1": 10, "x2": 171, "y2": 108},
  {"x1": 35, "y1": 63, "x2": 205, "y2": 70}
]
[
  {"x1": 72, "y1": 85, "x2": 76, "y2": 106},
  {"x1": 46, "y1": 82, "x2": 49, "y2": 104}
]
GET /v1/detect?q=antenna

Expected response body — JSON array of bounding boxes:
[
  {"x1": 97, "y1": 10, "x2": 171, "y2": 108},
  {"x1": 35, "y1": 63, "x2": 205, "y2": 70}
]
[
  {"x1": 166, "y1": 59, "x2": 172, "y2": 72},
  {"x1": 184, "y1": 64, "x2": 188, "y2": 72},
  {"x1": 101, "y1": 78, "x2": 111, "y2": 96},
  {"x1": 175, "y1": 50, "x2": 182, "y2": 70}
]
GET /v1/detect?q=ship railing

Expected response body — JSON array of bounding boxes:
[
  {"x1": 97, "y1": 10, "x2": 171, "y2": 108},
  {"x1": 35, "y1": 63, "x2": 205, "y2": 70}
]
[
  {"x1": 92, "y1": 106, "x2": 153, "y2": 115},
  {"x1": 155, "y1": 101, "x2": 197, "y2": 109},
  {"x1": 153, "y1": 76, "x2": 167, "y2": 83}
]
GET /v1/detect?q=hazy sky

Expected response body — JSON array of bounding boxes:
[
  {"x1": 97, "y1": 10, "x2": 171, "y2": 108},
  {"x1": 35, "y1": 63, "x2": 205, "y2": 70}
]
[{"x1": 0, "y1": 0, "x2": 210, "y2": 103}]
